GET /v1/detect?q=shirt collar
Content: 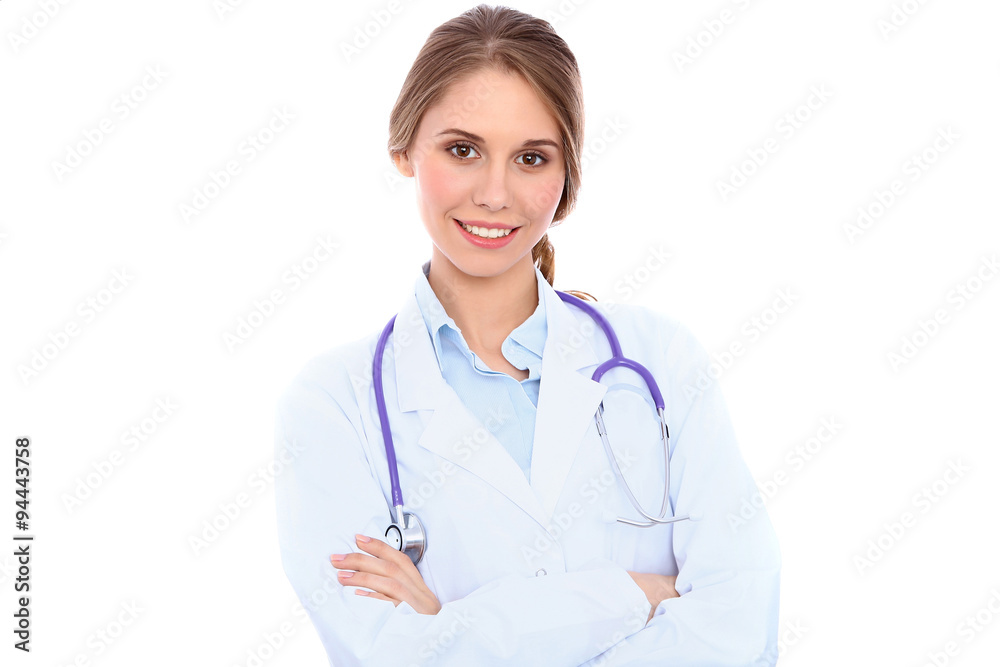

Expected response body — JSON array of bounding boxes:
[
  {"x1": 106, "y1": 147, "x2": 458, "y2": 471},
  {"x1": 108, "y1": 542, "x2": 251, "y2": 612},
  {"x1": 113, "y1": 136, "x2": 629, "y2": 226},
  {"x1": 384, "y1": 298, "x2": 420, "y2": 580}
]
[{"x1": 414, "y1": 260, "x2": 549, "y2": 374}]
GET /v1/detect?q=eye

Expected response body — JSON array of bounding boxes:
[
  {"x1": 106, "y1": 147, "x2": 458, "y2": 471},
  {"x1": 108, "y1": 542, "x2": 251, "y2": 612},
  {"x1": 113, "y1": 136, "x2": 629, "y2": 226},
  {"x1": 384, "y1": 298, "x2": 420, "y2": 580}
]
[
  {"x1": 516, "y1": 152, "x2": 548, "y2": 167},
  {"x1": 447, "y1": 141, "x2": 479, "y2": 160}
]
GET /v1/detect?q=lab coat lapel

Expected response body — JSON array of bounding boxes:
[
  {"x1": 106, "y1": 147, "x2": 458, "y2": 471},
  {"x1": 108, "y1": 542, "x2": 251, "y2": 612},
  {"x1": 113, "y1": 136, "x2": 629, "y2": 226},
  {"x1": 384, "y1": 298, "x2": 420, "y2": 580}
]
[
  {"x1": 529, "y1": 283, "x2": 608, "y2": 523},
  {"x1": 391, "y1": 275, "x2": 608, "y2": 529},
  {"x1": 393, "y1": 289, "x2": 552, "y2": 529}
]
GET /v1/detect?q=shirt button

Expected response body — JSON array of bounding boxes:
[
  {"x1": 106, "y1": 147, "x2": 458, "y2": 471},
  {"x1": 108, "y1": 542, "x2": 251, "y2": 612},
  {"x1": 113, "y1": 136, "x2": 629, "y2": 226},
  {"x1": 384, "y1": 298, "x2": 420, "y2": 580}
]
[{"x1": 535, "y1": 569, "x2": 547, "y2": 577}]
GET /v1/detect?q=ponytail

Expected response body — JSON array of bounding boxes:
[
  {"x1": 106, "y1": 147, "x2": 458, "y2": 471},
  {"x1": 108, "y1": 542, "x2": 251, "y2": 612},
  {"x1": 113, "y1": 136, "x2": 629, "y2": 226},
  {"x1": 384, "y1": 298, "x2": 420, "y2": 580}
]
[{"x1": 533, "y1": 232, "x2": 596, "y2": 302}]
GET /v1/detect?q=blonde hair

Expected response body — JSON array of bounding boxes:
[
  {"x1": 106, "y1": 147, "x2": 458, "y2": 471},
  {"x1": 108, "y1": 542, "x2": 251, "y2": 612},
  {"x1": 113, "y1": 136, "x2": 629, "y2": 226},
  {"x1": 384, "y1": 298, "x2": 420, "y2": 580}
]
[{"x1": 388, "y1": 3, "x2": 585, "y2": 289}]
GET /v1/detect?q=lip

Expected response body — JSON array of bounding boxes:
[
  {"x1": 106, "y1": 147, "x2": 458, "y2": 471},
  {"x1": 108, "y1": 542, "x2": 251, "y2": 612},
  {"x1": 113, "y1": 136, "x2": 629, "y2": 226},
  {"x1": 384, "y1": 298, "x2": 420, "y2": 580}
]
[{"x1": 454, "y1": 218, "x2": 519, "y2": 249}]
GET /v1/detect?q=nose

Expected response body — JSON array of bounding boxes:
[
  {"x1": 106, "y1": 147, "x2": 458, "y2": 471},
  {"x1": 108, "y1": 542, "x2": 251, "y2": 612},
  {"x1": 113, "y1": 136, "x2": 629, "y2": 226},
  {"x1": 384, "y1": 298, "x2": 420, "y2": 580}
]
[{"x1": 472, "y1": 159, "x2": 510, "y2": 211}]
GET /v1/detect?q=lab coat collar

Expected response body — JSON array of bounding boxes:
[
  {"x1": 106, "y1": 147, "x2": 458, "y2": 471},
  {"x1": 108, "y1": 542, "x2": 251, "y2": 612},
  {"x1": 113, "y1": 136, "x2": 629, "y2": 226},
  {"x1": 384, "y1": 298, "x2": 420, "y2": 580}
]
[{"x1": 393, "y1": 262, "x2": 609, "y2": 528}]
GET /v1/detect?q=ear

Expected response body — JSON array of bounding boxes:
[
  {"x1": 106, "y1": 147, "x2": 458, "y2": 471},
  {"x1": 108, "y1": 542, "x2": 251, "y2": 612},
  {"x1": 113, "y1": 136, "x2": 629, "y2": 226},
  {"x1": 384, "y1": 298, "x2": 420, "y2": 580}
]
[{"x1": 392, "y1": 150, "x2": 414, "y2": 178}]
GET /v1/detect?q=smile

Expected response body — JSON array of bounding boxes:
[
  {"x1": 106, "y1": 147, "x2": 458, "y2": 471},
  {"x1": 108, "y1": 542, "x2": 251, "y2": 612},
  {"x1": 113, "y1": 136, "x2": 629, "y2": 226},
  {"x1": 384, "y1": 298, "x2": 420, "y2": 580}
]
[{"x1": 457, "y1": 220, "x2": 514, "y2": 238}]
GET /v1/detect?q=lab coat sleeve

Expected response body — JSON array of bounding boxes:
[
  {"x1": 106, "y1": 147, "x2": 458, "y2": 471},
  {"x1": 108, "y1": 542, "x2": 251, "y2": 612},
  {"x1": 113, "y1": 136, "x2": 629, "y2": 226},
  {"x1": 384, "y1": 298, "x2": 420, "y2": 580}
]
[
  {"x1": 579, "y1": 320, "x2": 782, "y2": 667},
  {"x1": 274, "y1": 356, "x2": 652, "y2": 667}
]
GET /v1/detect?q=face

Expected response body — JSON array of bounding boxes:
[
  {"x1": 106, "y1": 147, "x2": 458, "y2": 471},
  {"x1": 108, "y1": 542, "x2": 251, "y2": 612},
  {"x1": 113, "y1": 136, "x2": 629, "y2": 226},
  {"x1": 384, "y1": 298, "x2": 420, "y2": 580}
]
[{"x1": 393, "y1": 68, "x2": 566, "y2": 279}]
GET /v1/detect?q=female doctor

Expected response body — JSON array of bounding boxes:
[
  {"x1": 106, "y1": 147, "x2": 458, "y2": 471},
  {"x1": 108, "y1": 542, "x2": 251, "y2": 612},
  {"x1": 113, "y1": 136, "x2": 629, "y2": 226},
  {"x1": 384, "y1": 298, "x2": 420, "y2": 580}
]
[{"x1": 274, "y1": 4, "x2": 781, "y2": 666}]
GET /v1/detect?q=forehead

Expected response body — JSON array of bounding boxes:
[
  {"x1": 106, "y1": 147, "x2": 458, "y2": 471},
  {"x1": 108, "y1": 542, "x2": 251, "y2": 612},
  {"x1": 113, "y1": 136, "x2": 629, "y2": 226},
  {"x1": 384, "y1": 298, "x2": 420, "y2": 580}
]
[{"x1": 420, "y1": 69, "x2": 561, "y2": 141}]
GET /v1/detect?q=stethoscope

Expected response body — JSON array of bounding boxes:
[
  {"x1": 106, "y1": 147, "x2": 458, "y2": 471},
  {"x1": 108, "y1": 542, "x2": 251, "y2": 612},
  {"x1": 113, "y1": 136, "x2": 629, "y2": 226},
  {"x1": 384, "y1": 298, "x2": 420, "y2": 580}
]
[{"x1": 372, "y1": 290, "x2": 691, "y2": 566}]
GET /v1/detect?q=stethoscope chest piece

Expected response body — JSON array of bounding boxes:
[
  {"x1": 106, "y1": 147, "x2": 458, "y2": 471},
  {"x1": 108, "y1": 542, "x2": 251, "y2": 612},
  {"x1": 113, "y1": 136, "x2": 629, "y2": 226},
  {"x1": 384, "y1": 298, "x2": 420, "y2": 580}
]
[{"x1": 385, "y1": 504, "x2": 426, "y2": 566}]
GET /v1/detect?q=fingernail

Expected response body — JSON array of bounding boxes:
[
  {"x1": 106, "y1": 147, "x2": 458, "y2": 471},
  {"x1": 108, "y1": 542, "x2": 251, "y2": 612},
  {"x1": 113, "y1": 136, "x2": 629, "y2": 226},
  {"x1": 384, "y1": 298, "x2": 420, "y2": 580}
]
[
  {"x1": 338, "y1": 571, "x2": 354, "y2": 578},
  {"x1": 356, "y1": 534, "x2": 371, "y2": 543},
  {"x1": 355, "y1": 589, "x2": 369, "y2": 596},
  {"x1": 330, "y1": 554, "x2": 346, "y2": 562}
]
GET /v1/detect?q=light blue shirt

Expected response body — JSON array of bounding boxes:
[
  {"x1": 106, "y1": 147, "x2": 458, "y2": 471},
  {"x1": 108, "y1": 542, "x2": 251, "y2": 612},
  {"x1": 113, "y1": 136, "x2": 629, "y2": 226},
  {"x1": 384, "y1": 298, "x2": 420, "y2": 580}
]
[{"x1": 413, "y1": 260, "x2": 547, "y2": 482}]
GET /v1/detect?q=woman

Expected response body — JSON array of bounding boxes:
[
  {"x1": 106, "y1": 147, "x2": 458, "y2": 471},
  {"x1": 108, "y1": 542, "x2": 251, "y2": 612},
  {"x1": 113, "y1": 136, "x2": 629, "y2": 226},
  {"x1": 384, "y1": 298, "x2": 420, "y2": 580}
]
[{"x1": 275, "y1": 5, "x2": 781, "y2": 665}]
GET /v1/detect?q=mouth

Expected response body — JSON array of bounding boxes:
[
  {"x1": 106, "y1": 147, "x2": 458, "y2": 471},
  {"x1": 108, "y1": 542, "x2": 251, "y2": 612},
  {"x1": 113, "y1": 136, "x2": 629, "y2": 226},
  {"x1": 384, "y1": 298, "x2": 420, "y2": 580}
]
[
  {"x1": 454, "y1": 219, "x2": 516, "y2": 238},
  {"x1": 454, "y1": 218, "x2": 520, "y2": 248}
]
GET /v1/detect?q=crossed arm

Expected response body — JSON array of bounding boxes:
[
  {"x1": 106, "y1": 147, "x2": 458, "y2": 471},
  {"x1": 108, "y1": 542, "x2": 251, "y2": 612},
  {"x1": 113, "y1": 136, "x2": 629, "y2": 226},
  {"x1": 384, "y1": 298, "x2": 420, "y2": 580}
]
[{"x1": 329, "y1": 533, "x2": 680, "y2": 623}]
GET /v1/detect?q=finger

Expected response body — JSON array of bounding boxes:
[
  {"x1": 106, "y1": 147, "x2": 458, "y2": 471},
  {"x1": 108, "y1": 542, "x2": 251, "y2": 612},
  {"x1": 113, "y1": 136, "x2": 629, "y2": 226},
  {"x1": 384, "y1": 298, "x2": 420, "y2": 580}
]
[
  {"x1": 337, "y1": 568, "x2": 401, "y2": 604},
  {"x1": 330, "y1": 551, "x2": 385, "y2": 575},
  {"x1": 330, "y1": 549, "x2": 409, "y2": 585},
  {"x1": 354, "y1": 588, "x2": 400, "y2": 606},
  {"x1": 339, "y1": 568, "x2": 410, "y2": 603},
  {"x1": 352, "y1": 534, "x2": 426, "y2": 589}
]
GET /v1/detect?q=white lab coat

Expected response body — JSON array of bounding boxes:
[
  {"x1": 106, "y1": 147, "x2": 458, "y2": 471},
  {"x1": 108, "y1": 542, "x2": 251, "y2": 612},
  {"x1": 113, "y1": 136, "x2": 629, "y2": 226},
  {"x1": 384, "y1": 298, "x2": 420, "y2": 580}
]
[{"x1": 274, "y1": 274, "x2": 781, "y2": 666}]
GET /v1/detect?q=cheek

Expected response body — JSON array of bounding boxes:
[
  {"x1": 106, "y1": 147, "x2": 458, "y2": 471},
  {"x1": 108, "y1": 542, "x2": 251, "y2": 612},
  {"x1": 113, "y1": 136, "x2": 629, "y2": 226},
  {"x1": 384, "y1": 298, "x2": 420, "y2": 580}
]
[
  {"x1": 417, "y1": 159, "x2": 464, "y2": 211},
  {"x1": 522, "y1": 174, "x2": 565, "y2": 220}
]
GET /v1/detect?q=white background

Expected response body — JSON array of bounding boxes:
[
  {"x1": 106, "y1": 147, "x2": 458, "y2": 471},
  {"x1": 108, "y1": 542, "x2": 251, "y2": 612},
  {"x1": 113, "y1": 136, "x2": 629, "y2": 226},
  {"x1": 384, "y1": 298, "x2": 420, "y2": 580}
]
[{"x1": 2, "y1": 0, "x2": 998, "y2": 665}]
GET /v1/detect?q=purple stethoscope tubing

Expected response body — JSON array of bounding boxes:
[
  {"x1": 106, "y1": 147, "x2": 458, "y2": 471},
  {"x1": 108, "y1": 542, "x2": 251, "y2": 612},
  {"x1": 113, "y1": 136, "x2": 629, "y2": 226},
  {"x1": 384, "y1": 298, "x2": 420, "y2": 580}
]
[
  {"x1": 373, "y1": 314, "x2": 403, "y2": 508},
  {"x1": 372, "y1": 290, "x2": 688, "y2": 561}
]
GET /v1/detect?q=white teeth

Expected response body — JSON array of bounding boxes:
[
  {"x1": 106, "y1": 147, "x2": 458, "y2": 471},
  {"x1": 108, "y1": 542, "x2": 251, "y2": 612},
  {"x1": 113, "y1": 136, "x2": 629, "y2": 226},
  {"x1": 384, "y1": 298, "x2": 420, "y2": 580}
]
[{"x1": 460, "y1": 221, "x2": 513, "y2": 238}]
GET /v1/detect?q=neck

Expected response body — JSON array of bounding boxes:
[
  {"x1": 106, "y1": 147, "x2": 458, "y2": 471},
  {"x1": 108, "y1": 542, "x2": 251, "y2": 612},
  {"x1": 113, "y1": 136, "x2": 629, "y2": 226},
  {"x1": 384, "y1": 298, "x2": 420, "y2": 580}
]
[{"x1": 426, "y1": 249, "x2": 539, "y2": 353}]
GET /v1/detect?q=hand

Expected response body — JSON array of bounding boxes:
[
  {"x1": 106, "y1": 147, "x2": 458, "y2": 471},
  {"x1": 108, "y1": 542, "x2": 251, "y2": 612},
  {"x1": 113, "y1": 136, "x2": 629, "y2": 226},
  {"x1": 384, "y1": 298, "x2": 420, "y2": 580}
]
[
  {"x1": 626, "y1": 571, "x2": 680, "y2": 623},
  {"x1": 330, "y1": 534, "x2": 442, "y2": 615}
]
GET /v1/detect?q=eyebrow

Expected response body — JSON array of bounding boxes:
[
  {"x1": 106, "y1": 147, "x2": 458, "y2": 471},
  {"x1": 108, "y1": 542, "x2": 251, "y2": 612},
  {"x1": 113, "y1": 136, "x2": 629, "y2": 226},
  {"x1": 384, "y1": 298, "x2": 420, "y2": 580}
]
[{"x1": 434, "y1": 128, "x2": 561, "y2": 150}]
